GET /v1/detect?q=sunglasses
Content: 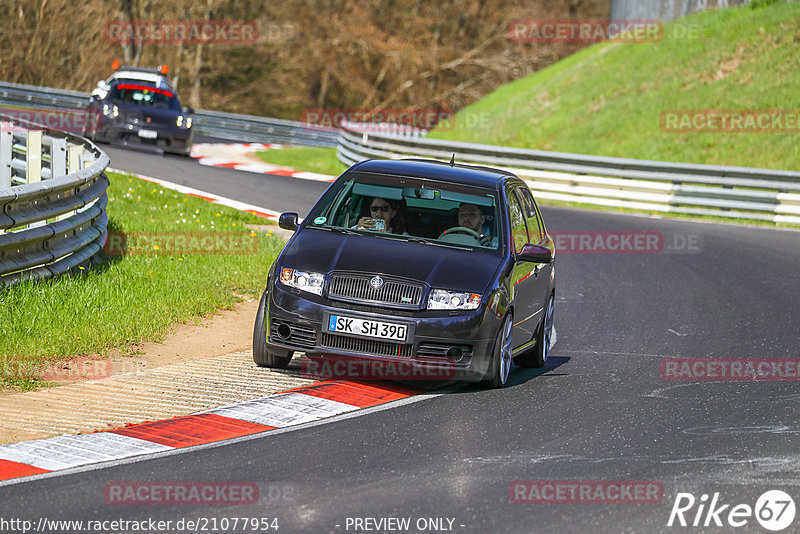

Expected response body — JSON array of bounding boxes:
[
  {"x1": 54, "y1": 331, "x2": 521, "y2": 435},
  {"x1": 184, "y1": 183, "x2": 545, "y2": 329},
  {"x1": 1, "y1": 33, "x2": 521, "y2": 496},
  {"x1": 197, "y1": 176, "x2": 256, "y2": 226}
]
[{"x1": 370, "y1": 205, "x2": 391, "y2": 212}]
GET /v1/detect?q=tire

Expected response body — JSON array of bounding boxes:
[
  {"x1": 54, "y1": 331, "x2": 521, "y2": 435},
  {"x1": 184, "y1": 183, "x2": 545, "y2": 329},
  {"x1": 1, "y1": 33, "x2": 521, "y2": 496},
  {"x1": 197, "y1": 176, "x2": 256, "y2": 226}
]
[
  {"x1": 482, "y1": 314, "x2": 513, "y2": 388},
  {"x1": 517, "y1": 293, "x2": 554, "y2": 368},
  {"x1": 253, "y1": 291, "x2": 292, "y2": 369}
]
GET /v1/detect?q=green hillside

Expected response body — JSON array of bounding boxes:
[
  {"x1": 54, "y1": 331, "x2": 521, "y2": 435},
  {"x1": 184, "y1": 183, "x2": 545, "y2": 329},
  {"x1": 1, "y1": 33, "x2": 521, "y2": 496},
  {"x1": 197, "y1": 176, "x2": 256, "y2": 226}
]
[{"x1": 430, "y1": 1, "x2": 800, "y2": 171}]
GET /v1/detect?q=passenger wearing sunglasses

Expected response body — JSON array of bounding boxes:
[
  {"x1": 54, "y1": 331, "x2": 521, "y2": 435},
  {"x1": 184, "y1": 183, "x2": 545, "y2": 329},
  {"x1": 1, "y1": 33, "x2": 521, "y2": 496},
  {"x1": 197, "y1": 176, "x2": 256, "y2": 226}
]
[{"x1": 355, "y1": 197, "x2": 407, "y2": 234}]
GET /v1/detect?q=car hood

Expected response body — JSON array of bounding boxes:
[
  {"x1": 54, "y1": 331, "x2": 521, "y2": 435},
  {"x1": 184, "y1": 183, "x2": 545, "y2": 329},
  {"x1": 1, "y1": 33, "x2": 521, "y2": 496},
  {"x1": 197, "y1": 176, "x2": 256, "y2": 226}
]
[{"x1": 280, "y1": 228, "x2": 501, "y2": 293}]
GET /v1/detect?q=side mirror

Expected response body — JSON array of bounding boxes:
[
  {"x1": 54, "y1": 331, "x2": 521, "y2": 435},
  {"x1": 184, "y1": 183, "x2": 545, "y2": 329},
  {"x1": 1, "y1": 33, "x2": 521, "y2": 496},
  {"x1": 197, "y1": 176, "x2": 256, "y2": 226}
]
[
  {"x1": 182, "y1": 106, "x2": 195, "y2": 114},
  {"x1": 279, "y1": 212, "x2": 299, "y2": 231},
  {"x1": 518, "y1": 243, "x2": 552, "y2": 263},
  {"x1": 96, "y1": 80, "x2": 105, "y2": 88}
]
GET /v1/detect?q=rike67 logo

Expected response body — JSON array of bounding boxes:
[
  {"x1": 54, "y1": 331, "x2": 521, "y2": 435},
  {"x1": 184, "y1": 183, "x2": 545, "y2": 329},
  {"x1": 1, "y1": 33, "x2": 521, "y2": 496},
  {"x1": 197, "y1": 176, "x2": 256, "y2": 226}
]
[{"x1": 667, "y1": 490, "x2": 795, "y2": 531}]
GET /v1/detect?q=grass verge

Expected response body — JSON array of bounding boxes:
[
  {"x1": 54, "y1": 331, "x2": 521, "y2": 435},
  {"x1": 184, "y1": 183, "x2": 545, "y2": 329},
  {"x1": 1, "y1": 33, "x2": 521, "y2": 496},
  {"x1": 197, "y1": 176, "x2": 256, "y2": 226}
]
[
  {"x1": 429, "y1": 1, "x2": 800, "y2": 171},
  {"x1": 0, "y1": 171, "x2": 283, "y2": 391},
  {"x1": 256, "y1": 146, "x2": 346, "y2": 177}
]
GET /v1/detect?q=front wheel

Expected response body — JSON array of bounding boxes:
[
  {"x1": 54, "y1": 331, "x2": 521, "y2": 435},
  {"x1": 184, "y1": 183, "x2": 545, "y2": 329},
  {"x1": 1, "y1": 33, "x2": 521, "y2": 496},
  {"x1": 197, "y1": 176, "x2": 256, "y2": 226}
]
[
  {"x1": 482, "y1": 314, "x2": 513, "y2": 388},
  {"x1": 253, "y1": 291, "x2": 292, "y2": 369}
]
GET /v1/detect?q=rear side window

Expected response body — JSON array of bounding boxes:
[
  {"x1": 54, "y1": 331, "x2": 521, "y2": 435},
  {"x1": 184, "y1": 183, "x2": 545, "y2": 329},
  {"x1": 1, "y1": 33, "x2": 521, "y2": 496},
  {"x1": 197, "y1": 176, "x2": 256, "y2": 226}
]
[
  {"x1": 516, "y1": 187, "x2": 543, "y2": 243},
  {"x1": 508, "y1": 191, "x2": 528, "y2": 254}
]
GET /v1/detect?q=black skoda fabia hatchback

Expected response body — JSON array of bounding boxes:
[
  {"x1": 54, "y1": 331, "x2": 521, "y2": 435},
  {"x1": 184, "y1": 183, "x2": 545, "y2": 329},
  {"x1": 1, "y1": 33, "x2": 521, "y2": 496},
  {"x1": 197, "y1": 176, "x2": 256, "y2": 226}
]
[{"x1": 254, "y1": 159, "x2": 555, "y2": 388}]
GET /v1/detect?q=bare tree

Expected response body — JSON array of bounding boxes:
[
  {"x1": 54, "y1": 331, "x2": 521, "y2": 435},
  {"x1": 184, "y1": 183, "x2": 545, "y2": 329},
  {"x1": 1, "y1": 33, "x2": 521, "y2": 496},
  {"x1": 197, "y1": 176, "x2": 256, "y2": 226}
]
[{"x1": 0, "y1": 0, "x2": 611, "y2": 119}]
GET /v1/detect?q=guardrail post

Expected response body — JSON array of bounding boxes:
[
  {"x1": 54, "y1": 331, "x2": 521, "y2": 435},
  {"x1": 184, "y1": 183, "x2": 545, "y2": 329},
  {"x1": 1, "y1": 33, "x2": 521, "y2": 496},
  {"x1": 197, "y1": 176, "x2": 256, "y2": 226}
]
[
  {"x1": 26, "y1": 130, "x2": 42, "y2": 184},
  {"x1": 79, "y1": 150, "x2": 94, "y2": 170},
  {"x1": 26, "y1": 131, "x2": 46, "y2": 229},
  {"x1": 62, "y1": 145, "x2": 86, "y2": 219},
  {"x1": 25, "y1": 130, "x2": 47, "y2": 228},
  {"x1": 50, "y1": 138, "x2": 67, "y2": 179},
  {"x1": 0, "y1": 127, "x2": 10, "y2": 188},
  {"x1": 51, "y1": 138, "x2": 75, "y2": 221},
  {"x1": 67, "y1": 144, "x2": 82, "y2": 173}
]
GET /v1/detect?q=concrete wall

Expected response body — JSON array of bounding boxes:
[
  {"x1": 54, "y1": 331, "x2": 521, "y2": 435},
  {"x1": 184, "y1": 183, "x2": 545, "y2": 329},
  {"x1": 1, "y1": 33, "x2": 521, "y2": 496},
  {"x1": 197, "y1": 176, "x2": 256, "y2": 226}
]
[{"x1": 609, "y1": 0, "x2": 751, "y2": 22}]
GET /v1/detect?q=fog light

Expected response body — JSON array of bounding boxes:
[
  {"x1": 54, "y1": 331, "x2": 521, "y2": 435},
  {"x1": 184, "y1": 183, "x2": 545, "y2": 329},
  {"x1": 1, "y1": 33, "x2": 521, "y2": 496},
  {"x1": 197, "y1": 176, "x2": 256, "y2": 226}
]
[
  {"x1": 446, "y1": 347, "x2": 464, "y2": 362},
  {"x1": 276, "y1": 323, "x2": 292, "y2": 340}
]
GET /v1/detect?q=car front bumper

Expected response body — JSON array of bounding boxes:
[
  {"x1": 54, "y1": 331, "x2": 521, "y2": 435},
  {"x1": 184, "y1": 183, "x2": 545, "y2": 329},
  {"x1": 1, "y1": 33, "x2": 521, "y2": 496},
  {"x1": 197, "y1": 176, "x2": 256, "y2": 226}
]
[
  {"x1": 96, "y1": 122, "x2": 193, "y2": 154},
  {"x1": 264, "y1": 283, "x2": 501, "y2": 382}
]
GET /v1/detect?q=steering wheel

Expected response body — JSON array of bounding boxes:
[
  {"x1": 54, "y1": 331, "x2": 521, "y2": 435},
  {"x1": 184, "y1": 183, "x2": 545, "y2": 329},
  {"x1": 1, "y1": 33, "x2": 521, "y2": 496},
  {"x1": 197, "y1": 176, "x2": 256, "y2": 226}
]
[{"x1": 439, "y1": 226, "x2": 483, "y2": 241}]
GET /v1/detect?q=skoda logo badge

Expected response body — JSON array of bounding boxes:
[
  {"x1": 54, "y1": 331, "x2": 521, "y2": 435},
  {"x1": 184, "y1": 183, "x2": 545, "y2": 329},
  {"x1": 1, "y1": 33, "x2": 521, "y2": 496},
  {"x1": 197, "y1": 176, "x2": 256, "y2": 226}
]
[{"x1": 370, "y1": 276, "x2": 384, "y2": 290}]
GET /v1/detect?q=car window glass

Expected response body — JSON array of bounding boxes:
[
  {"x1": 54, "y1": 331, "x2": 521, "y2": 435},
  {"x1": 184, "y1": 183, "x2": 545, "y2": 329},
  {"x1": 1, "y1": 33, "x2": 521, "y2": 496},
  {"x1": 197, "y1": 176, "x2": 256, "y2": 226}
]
[
  {"x1": 533, "y1": 199, "x2": 547, "y2": 238},
  {"x1": 517, "y1": 187, "x2": 543, "y2": 243},
  {"x1": 508, "y1": 191, "x2": 529, "y2": 254},
  {"x1": 110, "y1": 84, "x2": 181, "y2": 111},
  {"x1": 306, "y1": 174, "x2": 502, "y2": 251}
]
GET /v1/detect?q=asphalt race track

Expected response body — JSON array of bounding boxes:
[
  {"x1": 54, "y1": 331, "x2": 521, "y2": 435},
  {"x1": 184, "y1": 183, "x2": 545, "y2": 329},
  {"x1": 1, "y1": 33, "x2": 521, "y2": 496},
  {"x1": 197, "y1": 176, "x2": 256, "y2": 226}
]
[
  {"x1": 103, "y1": 142, "x2": 330, "y2": 217},
  {"x1": 2, "y1": 147, "x2": 799, "y2": 533}
]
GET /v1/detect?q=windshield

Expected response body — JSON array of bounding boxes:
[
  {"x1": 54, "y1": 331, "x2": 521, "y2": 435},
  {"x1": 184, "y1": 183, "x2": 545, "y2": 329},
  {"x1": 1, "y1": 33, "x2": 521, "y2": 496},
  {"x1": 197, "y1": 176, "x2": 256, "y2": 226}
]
[
  {"x1": 307, "y1": 172, "x2": 502, "y2": 251},
  {"x1": 109, "y1": 83, "x2": 182, "y2": 111}
]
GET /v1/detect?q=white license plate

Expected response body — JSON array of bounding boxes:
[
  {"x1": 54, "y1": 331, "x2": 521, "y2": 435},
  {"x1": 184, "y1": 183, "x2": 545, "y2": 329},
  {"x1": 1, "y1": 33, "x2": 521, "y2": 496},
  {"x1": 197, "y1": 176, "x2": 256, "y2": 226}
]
[
  {"x1": 138, "y1": 129, "x2": 157, "y2": 139},
  {"x1": 327, "y1": 315, "x2": 408, "y2": 342}
]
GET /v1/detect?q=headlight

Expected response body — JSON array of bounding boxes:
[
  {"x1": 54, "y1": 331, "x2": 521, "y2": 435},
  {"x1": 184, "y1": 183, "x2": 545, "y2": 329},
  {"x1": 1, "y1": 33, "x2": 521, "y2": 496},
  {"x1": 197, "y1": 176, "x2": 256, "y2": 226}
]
[
  {"x1": 176, "y1": 115, "x2": 183, "y2": 127},
  {"x1": 428, "y1": 289, "x2": 481, "y2": 310},
  {"x1": 102, "y1": 104, "x2": 119, "y2": 117},
  {"x1": 279, "y1": 268, "x2": 325, "y2": 295},
  {"x1": 176, "y1": 116, "x2": 193, "y2": 128}
]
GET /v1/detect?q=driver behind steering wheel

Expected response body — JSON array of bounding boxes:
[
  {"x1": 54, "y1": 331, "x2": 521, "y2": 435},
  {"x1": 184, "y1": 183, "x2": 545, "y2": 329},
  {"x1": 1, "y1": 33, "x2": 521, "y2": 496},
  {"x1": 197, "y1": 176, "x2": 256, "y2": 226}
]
[{"x1": 455, "y1": 202, "x2": 496, "y2": 247}]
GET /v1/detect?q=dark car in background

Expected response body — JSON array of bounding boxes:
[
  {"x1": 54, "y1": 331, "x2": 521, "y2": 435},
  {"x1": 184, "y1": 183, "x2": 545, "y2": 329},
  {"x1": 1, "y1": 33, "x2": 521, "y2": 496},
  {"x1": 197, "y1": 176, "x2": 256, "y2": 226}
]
[
  {"x1": 84, "y1": 65, "x2": 194, "y2": 155},
  {"x1": 253, "y1": 159, "x2": 556, "y2": 387}
]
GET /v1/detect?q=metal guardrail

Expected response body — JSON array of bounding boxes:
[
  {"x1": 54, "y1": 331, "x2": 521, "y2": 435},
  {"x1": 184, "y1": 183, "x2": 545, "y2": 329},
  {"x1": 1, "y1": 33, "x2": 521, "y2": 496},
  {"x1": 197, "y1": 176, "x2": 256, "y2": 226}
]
[
  {"x1": 5, "y1": 80, "x2": 798, "y2": 224},
  {"x1": 195, "y1": 109, "x2": 338, "y2": 147},
  {"x1": 337, "y1": 126, "x2": 800, "y2": 225},
  {"x1": 0, "y1": 114, "x2": 109, "y2": 287},
  {"x1": 0, "y1": 81, "x2": 338, "y2": 148}
]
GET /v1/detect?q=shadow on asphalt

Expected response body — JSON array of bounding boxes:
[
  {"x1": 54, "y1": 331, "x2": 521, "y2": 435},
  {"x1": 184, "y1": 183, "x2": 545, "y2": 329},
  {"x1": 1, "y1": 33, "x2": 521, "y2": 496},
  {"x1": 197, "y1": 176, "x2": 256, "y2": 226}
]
[{"x1": 337, "y1": 354, "x2": 572, "y2": 395}]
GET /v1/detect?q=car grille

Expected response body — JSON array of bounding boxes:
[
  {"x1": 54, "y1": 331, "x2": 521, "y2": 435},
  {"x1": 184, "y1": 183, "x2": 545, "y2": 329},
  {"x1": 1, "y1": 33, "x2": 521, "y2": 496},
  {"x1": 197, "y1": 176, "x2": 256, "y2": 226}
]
[
  {"x1": 328, "y1": 300, "x2": 416, "y2": 317},
  {"x1": 328, "y1": 273, "x2": 423, "y2": 309},
  {"x1": 270, "y1": 320, "x2": 316, "y2": 350},
  {"x1": 321, "y1": 333, "x2": 413, "y2": 358}
]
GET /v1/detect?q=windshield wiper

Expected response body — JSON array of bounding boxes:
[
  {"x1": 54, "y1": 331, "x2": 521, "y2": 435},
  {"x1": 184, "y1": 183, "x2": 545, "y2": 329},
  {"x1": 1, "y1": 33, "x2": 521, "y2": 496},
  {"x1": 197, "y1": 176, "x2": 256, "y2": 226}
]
[
  {"x1": 406, "y1": 236, "x2": 470, "y2": 250},
  {"x1": 308, "y1": 226, "x2": 361, "y2": 235},
  {"x1": 406, "y1": 236, "x2": 434, "y2": 245}
]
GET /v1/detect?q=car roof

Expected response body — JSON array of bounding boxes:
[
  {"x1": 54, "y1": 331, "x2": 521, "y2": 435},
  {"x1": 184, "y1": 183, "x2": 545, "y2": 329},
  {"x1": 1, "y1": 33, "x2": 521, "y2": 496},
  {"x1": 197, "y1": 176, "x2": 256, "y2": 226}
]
[
  {"x1": 350, "y1": 158, "x2": 518, "y2": 189},
  {"x1": 107, "y1": 70, "x2": 174, "y2": 90}
]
